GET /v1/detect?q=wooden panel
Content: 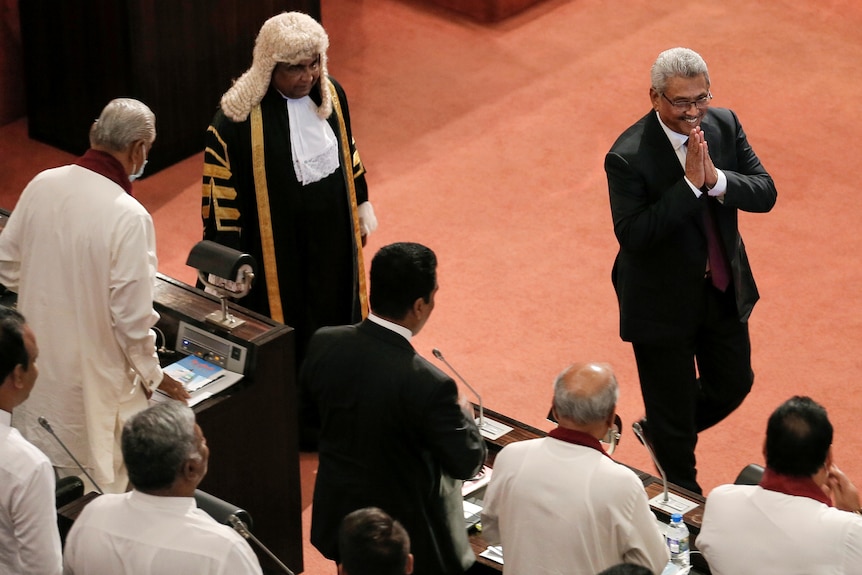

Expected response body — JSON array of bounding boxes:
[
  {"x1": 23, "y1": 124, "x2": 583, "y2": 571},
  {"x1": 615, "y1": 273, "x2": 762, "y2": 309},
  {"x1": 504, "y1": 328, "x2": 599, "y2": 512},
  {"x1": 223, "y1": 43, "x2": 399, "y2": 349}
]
[
  {"x1": 420, "y1": 0, "x2": 547, "y2": 22},
  {"x1": 19, "y1": 0, "x2": 320, "y2": 174},
  {"x1": 0, "y1": 0, "x2": 26, "y2": 125}
]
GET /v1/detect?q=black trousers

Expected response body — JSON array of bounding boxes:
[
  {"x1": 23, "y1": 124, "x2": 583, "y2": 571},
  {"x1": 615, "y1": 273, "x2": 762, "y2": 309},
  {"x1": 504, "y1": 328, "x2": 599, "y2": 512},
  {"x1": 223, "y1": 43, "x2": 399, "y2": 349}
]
[{"x1": 632, "y1": 280, "x2": 754, "y2": 494}]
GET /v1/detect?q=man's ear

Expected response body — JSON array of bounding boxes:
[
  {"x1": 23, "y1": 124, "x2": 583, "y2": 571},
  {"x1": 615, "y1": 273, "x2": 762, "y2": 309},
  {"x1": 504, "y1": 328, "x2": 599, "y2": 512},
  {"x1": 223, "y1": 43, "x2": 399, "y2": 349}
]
[
  {"x1": 405, "y1": 553, "x2": 415, "y2": 574},
  {"x1": 127, "y1": 139, "x2": 146, "y2": 168},
  {"x1": 10, "y1": 364, "x2": 25, "y2": 390},
  {"x1": 412, "y1": 296, "x2": 425, "y2": 315},
  {"x1": 183, "y1": 456, "x2": 206, "y2": 484},
  {"x1": 649, "y1": 87, "x2": 661, "y2": 111},
  {"x1": 605, "y1": 408, "x2": 616, "y2": 429}
]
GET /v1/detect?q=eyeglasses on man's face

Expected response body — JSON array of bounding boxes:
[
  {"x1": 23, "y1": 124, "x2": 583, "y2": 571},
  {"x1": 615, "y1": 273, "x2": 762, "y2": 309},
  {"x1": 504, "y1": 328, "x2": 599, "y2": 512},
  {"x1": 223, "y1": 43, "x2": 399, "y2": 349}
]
[{"x1": 661, "y1": 92, "x2": 713, "y2": 112}]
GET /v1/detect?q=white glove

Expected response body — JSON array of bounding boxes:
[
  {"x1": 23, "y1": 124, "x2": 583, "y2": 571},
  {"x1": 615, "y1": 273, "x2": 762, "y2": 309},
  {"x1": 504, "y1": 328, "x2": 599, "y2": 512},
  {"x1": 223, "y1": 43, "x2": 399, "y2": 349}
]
[{"x1": 358, "y1": 201, "x2": 378, "y2": 236}]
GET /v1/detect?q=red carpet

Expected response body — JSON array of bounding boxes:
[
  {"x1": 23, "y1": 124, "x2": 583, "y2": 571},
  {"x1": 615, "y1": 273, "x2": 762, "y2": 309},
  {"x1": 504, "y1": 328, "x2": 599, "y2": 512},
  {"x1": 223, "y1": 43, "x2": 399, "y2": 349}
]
[{"x1": 3, "y1": 0, "x2": 862, "y2": 572}]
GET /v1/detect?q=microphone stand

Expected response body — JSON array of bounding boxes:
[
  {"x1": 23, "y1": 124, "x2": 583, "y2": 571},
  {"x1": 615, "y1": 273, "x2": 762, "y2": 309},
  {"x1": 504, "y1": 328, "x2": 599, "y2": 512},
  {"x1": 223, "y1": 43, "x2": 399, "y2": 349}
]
[
  {"x1": 632, "y1": 421, "x2": 667, "y2": 503},
  {"x1": 632, "y1": 421, "x2": 699, "y2": 515},
  {"x1": 38, "y1": 416, "x2": 104, "y2": 494},
  {"x1": 432, "y1": 348, "x2": 484, "y2": 429},
  {"x1": 228, "y1": 514, "x2": 295, "y2": 575}
]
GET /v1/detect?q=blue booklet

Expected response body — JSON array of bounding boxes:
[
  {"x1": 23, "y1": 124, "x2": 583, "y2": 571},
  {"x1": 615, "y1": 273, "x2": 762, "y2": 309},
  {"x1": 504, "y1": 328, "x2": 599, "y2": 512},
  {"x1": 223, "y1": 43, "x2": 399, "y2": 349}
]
[{"x1": 157, "y1": 354, "x2": 243, "y2": 406}]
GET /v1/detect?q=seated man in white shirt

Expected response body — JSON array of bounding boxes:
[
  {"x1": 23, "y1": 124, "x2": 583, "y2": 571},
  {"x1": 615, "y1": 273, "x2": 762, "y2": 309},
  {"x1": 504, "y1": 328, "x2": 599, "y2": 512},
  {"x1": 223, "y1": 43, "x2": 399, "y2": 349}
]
[
  {"x1": 698, "y1": 395, "x2": 862, "y2": 574},
  {"x1": 0, "y1": 307, "x2": 62, "y2": 575},
  {"x1": 63, "y1": 400, "x2": 263, "y2": 574},
  {"x1": 338, "y1": 507, "x2": 414, "y2": 575},
  {"x1": 480, "y1": 362, "x2": 669, "y2": 575}
]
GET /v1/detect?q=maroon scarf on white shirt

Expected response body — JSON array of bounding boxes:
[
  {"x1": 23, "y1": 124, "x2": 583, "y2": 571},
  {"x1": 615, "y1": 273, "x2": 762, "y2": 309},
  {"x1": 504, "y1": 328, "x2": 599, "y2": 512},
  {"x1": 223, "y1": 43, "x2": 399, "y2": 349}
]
[
  {"x1": 547, "y1": 427, "x2": 612, "y2": 459},
  {"x1": 75, "y1": 149, "x2": 133, "y2": 196},
  {"x1": 759, "y1": 467, "x2": 832, "y2": 506}
]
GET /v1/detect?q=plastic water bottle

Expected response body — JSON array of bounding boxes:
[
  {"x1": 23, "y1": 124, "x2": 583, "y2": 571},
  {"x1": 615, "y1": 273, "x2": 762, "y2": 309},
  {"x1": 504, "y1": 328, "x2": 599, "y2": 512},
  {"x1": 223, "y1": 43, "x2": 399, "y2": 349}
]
[{"x1": 666, "y1": 513, "x2": 690, "y2": 567}]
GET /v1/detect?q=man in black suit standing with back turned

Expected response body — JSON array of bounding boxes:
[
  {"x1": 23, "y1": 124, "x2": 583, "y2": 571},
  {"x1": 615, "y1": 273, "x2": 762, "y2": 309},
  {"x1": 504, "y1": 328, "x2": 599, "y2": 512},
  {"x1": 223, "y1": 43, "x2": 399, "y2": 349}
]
[
  {"x1": 605, "y1": 47, "x2": 777, "y2": 494},
  {"x1": 303, "y1": 242, "x2": 486, "y2": 575}
]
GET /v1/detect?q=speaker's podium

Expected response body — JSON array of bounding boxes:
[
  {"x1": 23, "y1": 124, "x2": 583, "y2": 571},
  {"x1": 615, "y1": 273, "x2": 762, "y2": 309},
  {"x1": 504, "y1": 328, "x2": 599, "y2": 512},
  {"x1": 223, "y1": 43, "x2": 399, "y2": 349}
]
[{"x1": 153, "y1": 273, "x2": 302, "y2": 574}]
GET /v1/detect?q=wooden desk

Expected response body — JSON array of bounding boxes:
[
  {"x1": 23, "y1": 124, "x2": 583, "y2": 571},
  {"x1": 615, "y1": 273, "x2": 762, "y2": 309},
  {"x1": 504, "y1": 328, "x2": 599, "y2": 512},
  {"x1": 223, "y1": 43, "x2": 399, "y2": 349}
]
[
  {"x1": 467, "y1": 406, "x2": 710, "y2": 574},
  {"x1": 152, "y1": 274, "x2": 302, "y2": 574},
  {"x1": 0, "y1": 217, "x2": 303, "y2": 573}
]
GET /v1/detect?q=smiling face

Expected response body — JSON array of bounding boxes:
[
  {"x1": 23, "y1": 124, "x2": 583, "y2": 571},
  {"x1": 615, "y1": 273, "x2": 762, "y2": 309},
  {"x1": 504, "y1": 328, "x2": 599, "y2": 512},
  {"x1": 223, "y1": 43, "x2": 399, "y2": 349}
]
[{"x1": 650, "y1": 73, "x2": 711, "y2": 135}]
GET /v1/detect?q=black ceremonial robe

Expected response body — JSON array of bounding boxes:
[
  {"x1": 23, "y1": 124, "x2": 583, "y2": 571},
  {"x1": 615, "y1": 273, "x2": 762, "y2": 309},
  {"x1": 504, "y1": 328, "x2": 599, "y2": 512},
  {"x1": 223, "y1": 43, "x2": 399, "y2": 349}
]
[{"x1": 202, "y1": 77, "x2": 368, "y2": 363}]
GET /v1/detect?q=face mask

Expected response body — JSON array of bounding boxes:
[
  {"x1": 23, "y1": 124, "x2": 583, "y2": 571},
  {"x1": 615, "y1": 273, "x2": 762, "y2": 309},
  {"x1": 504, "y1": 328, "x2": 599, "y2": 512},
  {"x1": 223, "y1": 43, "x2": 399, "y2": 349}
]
[{"x1": 129, "y1": 148, "x2": 148, "y2": 182}]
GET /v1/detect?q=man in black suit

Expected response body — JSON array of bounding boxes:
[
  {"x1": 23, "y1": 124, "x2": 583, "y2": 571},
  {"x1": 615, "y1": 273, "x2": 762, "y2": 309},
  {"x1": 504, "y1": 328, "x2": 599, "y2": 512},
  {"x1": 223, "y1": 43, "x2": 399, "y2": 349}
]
[
  {"x1": 303, "y1": 242, "x2": 486, "y2": 575},
  {"x1": 605, "y1": 47, "x2": 777, "y2": 494}
]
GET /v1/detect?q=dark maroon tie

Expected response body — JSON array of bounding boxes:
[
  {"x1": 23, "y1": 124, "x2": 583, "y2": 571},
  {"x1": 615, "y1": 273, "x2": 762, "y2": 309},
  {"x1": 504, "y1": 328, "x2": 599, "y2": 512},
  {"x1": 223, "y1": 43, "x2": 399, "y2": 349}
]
[
  {"x1": 680, "y1": 138, "x2": 730, "y2": 291},
  {"x1": 703, "y1": 196, "x2": 730, "y2": 291}
]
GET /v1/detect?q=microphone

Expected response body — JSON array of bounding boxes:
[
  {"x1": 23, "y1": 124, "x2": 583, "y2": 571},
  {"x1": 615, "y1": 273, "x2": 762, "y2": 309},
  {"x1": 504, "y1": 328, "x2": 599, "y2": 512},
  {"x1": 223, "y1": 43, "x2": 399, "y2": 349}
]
[
  {"x1": 632, "y1": 421, "x2": 668, "y2": 504},
  {"x1": 228, "y1": 514, "x2": 295, "y2": 575},
  {"x1": 38, "y1": 416, "x2": 104, "y2": 495},
  {"x1": 631, "y1": 421, "x2": 700, "y2": 516},
  {"x1": 432, "y1": 348, "x2": 484, "y2": 430}
]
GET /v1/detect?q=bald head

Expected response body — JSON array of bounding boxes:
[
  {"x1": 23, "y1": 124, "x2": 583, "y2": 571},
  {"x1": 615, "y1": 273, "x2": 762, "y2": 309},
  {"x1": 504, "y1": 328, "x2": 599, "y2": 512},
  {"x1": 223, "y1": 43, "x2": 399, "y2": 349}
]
[{"x1": 552, "y1": 362, "x2": 618, "y2": 426}]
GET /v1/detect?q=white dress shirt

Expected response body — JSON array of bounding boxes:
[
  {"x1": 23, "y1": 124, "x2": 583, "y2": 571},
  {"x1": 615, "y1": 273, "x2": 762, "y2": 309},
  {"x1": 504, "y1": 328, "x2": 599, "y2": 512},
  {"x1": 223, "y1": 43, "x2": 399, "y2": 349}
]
[
  {"x1": 481, "y1": 435, "x2": 669, "y2": 575},
  {"x1": 0, "y1": 409, "x2": 62, "y2": 575},
  {"x1": 698, "y1": 483, "x2": 862, "y2": 574},
  {"x1": 63, "y1": 490, "x2": 263, "y2": 575}
]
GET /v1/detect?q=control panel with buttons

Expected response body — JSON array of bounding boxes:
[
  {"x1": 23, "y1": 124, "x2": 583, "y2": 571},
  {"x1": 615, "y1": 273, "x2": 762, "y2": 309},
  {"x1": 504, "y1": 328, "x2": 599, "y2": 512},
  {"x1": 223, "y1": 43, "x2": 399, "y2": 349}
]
[{"x1": 175, "y1": 320, "x2": 248, "y2": 374}]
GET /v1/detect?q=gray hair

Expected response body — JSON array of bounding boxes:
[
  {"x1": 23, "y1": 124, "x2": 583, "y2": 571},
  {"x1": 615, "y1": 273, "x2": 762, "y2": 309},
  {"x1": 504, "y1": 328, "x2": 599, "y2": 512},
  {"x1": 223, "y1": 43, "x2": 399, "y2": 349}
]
[
  {"x1": 650, "y1": 47, "x2": 710, "y2": 93},
  {"x1": 121, "y1": 400, "x2": 199, "y2": 491},
  {"x1": 552, "y1": 363, "x2": 619, "y2": 425},
  {"x1": 89, "y1": 98, "x2": 156, "y2": 152}
]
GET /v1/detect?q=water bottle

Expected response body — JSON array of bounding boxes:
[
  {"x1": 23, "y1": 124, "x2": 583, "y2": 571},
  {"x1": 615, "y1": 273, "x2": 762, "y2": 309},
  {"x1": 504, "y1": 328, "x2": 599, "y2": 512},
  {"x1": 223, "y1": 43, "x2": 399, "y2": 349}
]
[{"x1": 666, "y1": 513, "x2": 690, "y2": 567}]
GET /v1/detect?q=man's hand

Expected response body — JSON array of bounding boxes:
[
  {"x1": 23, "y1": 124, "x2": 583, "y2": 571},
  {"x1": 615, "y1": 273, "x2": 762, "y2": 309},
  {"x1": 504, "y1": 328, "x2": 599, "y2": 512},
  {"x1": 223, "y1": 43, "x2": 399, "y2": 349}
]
[
  {"x1": 702, "y1": 139, "x2": 719, "y2": 191},
  {"x1": 684, "y1": 127, "x2": 706, "y2": 189},
  {"x1": 157, "y1": 373, "x2": 191, "y2": 403},
  {"x1": 825, "y1": 464, "x2": 861, "y2": 512},
  {"x1": 458, "y1": 392, "x2": 476, "y2": 422}
]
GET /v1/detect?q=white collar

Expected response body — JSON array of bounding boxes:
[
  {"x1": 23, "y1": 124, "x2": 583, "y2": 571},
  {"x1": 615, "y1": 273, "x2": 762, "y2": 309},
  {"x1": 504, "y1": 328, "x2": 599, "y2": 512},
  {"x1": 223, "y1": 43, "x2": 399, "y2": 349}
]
[
  {"x1": 129, "y1": 489, "x2": 197, "y2": 512},
  {"x1": 367, "y1": 313, "x2": 413, "y2": 342},
  {"x1": 0, "y1": 409, "x2": 10, "y2": 427},
  {"x1": 654, "y1": 111, "x2": 690, "y2": 151}
]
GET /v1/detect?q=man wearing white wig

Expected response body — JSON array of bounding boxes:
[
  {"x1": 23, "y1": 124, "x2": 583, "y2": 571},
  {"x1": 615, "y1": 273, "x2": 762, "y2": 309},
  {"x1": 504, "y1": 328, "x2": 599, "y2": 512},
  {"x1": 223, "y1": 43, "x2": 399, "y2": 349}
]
[{"x1": 202, "y1": 13, "x2": 377, "y2": 405}]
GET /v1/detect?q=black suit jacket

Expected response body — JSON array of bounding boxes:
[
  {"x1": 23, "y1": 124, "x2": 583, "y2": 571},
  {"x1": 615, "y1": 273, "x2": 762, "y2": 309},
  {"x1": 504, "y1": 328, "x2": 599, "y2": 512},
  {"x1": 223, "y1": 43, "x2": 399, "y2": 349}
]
[
  {"x1": 303, "y1": 320, "x2": 487, "y2": 575},
  {"x1": 605, "y1": 108, "x2": 777, "y2": 344}
]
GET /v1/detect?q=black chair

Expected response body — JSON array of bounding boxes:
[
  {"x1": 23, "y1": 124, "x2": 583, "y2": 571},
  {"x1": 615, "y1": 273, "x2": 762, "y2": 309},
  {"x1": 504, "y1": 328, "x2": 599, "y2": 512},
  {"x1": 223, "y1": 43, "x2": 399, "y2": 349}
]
[
  {"x1": 734, "y1": 463, "x2": 765, "y2": 485},
  {"x1": 55, "y1": 475, "x2": 84, "y2": 508},
  {"x1": 194, "y1": 489, "x2": 253, "y2": 530}
]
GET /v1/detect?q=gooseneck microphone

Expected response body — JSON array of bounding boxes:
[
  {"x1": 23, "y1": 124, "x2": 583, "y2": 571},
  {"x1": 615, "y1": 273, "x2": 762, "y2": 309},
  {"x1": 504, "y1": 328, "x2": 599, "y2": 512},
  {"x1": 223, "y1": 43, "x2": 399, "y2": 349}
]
[
  {"x1": 38, "y1": 416, "x2": 104, "y2": 495},
  {"x1": 228, "y1": 514, "x2": 295, "y2": 575},
  {"x1": 432, "y1": 348, "x2": 484, "y2": 429},
  {"x1": 632, "y1": 421, "x2": 668, "y2": 504}
]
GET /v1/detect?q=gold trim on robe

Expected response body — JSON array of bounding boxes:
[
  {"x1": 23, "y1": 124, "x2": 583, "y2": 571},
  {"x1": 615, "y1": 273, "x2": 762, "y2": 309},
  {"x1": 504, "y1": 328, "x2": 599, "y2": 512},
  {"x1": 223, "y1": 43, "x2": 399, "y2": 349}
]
[
  {"x1": 249, "y1": 105, "x2": 285, "y2": 323},
  {"x1": 327, "y1": 78, "x2": 369, "y2": 319}
]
